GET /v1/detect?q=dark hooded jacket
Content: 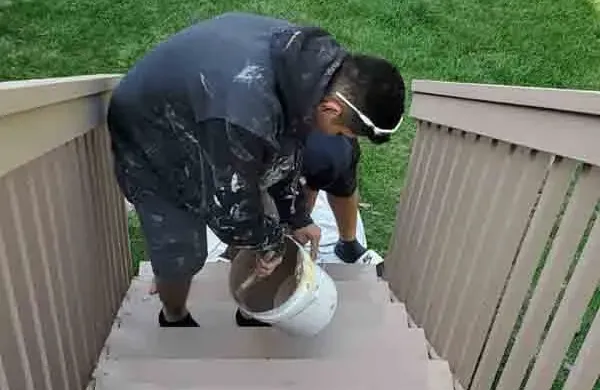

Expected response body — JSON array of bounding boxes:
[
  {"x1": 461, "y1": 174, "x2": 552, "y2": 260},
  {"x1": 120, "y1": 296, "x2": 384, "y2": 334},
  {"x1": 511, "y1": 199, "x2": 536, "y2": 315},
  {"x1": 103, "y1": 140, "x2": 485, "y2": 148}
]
[{"x1": 107, "y1": 12, "x2": 348, "y2": 251}]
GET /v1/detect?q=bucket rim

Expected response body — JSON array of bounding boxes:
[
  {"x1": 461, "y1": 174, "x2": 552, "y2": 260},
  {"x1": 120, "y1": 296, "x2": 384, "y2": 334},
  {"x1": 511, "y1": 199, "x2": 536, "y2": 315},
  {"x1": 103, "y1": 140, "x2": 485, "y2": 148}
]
[{"x1": 240, "y1": 237, "x2": 319, "y2": 319}]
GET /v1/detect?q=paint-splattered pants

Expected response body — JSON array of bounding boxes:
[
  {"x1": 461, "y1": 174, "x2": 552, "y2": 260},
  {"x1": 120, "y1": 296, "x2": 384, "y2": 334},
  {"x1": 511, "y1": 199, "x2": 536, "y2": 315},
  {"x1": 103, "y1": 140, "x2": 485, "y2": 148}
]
[
  {"x1": 135, "y1": 196, "x2": 209, "y2": 281},
  {"x1": 135, "y1": 193, "x2": 281, "y2": 281}
]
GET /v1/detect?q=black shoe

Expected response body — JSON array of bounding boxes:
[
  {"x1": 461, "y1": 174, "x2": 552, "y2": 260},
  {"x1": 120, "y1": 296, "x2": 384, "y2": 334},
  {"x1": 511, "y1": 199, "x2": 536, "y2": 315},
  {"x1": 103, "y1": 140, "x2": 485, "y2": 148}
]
[
  {"x1": 158, "y1": 310, "x2": 199, "y2": 327},
  {"x1": 334, "y1": 239, "x2": 367, "y2": 263},
  {"x1": 235, "y1": 308, "x2": 271, "y2": 327}
]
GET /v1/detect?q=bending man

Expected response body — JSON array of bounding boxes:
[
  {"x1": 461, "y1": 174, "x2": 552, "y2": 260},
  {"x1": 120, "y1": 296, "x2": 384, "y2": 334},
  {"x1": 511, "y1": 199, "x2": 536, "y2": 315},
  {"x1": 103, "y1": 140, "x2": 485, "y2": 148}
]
[{"x1": 107, "y1": 12, "x2": 405, "y2": 327}]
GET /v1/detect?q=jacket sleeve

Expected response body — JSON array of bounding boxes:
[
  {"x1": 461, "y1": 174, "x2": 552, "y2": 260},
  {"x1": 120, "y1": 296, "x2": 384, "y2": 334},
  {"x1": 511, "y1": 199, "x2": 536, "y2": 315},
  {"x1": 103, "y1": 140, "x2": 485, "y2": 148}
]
[
  {"x1": 200, "y1": 120, "x2": 284, "y2": 251},
  {"x1": 267, "y1": 150, "x2": 314, "y2": 230}
]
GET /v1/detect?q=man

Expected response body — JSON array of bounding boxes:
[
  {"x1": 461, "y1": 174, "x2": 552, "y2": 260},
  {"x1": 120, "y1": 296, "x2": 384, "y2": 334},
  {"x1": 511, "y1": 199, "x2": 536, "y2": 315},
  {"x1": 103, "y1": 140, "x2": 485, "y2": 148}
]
[
  {"x1": 107, "y1": 12, "x2": 405, "y2": 328},
  {"x1": 302, "y1": 130, "x2": 366, "y2": 263}
]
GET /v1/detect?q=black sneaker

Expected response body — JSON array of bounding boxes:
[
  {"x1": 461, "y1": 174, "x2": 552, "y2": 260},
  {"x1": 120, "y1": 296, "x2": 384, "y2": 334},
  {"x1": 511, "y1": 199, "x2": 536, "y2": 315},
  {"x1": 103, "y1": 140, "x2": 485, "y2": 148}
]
[
  {"x1": 334, "y1": 239, "x2": 367, "y2": 263},
  {"x1": 235, "y1": 308, "x2": 271, "y2": 327},
  {"x1": 158, "y1": 310, "x2": 199, "y2": 327}
]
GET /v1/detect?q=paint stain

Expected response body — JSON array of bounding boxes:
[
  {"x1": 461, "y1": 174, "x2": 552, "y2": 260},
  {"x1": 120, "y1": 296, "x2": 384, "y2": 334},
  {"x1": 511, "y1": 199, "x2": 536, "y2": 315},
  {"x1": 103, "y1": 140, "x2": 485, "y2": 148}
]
[
  {"x1": 151, "y1": 213, "x2": 164, "y2": 223},
  {"x1": 199, "y1": 72, "x2": 215, "y2": 98},
  {"x1": 233, "y1": 64, "x2": 264, "y2": 86},
  {"x1": 231, "y1": 173, "x2": 241, "y2": 192}
]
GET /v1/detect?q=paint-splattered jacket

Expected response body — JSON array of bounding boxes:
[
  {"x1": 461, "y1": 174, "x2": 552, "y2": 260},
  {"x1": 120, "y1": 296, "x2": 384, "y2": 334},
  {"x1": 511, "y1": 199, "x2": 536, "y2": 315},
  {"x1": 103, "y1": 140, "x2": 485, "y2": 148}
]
[{"x1": 107, "y1": 12, "x2": 347, "y2": 251}]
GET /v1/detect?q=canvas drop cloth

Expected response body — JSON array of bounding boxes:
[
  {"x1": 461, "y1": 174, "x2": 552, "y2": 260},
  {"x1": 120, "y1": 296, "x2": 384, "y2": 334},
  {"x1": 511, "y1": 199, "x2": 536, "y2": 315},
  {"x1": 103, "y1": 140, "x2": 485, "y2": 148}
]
[
  {"x1": 205, "y1": 190, "x2": 367, "y2": 264},
  {"x1": 127, "y1": 190, "x2": 367, "y2": 264}
]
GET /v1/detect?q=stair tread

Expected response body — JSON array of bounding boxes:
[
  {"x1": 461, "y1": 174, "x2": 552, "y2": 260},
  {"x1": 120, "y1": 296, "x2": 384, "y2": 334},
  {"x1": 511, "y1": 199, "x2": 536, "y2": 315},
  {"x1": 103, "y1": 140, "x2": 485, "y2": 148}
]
[
  {"x1": 427, "y1": 360, "x2": 454, "y2": 390},
  {"x1": 320, "y1": 263, "x2": 380, "y2": 281},
  {"x1": 117, "y1": 294, "x2": 407, "y2": 331},
  {"x1": 128, "y1": 276, "x2": 391, "y2": 303},
  {"x1": 138, "y1": 261, "x2": 379, "y2": 282},
  {"x1": 108, "y1": 280, "x2": 415, "y2": 359},
  {"x1": 105, "y1": 321, "x2": 428, "y2": 359},
  {"x1": 115, "y1": 275, "x2": 400, "y2": 329},
  {"x1": 94, "y1": 358, "x2": 429, "y2": 390}
]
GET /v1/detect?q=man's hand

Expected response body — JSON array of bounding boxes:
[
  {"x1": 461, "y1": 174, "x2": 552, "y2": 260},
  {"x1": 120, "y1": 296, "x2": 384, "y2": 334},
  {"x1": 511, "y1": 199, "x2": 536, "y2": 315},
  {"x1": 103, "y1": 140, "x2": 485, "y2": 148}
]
[
  {"x1": 292, "y1": 223, "x2": 321, "y2": 260},
  {"x1": 255, "y1": 250, "x2": 283, "y2": 277}
]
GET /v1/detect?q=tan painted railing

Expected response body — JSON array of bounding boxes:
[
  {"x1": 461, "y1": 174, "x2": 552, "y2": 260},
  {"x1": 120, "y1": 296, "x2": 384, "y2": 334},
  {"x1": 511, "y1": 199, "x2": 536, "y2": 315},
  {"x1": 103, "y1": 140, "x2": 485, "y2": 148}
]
[
  {"x1": 3, "y1": 74, "x2": 599, "y2": 390},
  {"x1": 387, "y1": 81, "x2": 600, "y2": 390},
  {"x1": 0, "y1": 75, "x2": 131, "y2": 390}
]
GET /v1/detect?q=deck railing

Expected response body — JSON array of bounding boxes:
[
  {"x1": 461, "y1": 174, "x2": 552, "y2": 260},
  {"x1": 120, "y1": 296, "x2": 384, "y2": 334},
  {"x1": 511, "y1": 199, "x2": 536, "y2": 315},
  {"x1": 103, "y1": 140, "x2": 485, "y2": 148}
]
[
  {"x1": 386, "y1": 80, "x2": 600, "y2": 390},
  {"x1": 2, "y1": 75, "x2": 599, "y2": 390},
  {"x1": 0, "y1": 75, "x2": 131, "y2": 390}
]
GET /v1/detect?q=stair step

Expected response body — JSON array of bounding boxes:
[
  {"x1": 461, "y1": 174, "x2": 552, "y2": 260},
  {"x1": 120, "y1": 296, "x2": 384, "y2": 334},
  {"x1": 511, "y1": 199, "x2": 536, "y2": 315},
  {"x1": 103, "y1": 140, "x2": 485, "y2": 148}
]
[
  {"x1": 126, "y1": 276, "x2": 390, "y2": 305},
  {"x1": 115, "y1": 275, "x2": 396, "y2": 327},
  {"x1": 320, "y1": 263, "x2": 379, "y2": 281},
  {"x1": 427, "y1": 360, "x2": 454, "y2": 390},
  {"x1": 105, "y1": 319, "x2": 427, "y2": 360},
  {"x1": 116, "y1": 288, "x2": 406, "y2": 332},
  {"x1": 94, "y1": 358, "x2": 429, "y2": 390},
  {"x1": 138, "y1": 261, "x2": 379, "y2": 282}
]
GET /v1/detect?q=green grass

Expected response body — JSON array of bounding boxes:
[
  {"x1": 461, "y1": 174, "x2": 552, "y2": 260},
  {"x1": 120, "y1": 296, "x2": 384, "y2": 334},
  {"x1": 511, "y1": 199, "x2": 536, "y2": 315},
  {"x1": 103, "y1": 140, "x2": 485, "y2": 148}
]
[
  {"x1": 2, "y1": 0, "x2": 600, "y2": 254},
  {"x1": 127, "y1": 211, "x2": 147, "y2": 275},
  {"x1": 2, "y1": 0, "x2": 599, "y2": 388}
]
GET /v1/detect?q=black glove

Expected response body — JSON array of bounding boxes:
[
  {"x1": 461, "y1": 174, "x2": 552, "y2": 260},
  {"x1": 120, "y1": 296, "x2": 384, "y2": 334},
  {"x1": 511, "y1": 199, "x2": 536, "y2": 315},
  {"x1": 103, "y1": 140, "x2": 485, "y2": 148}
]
[{"x1": 334, "y1": 239, "x2": 367, "y2": 263}]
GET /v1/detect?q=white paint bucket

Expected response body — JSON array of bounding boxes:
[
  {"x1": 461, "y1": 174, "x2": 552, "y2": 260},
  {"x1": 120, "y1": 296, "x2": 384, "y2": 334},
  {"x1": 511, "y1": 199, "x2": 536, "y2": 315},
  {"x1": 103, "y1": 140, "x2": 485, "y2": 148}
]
[{"x1": 229, "y1": 236, "x2": 338, "y2": 337}]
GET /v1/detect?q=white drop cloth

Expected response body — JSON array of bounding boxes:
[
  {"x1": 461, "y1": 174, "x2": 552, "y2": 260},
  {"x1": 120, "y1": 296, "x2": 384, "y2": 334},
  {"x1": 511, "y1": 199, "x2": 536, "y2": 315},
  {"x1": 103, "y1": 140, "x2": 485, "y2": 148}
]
[
  {"x1": 204, "y1": 190, "x2": 367, "y2": 264},
  {"x1": 127, "y1": 190, "x2": 367, "y2": 264}
]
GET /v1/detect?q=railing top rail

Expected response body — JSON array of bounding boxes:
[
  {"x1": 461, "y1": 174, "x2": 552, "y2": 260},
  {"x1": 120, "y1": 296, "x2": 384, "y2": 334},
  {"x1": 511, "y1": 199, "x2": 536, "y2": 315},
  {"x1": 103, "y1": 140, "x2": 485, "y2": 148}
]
[
  {"x1": 1, "y1": 75, "x2": 122, "y2": 178},
  {"x1": 0, "y1": 74, "x2": 122, "y2": 118},
  {"x1": 413, "y1": 80, "x2": 600, "y2": 116},
  {"x1": 410, "y1": 80, "x2": 600, "y2": 167}
]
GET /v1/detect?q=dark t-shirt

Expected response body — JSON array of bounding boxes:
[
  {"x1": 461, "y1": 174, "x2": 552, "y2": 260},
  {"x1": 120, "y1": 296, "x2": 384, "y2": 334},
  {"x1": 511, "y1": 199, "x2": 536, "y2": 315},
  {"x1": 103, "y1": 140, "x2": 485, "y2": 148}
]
[{"x1": 302, "y1": 132, "x2": 361, "y2": 197}]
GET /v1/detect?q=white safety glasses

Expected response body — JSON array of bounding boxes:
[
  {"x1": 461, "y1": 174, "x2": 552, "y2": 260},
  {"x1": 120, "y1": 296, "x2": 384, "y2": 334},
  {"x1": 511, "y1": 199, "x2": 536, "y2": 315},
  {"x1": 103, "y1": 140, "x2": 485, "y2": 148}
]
[{"x1": 335, "y1": 92, "x2": 404, "y2": 135}]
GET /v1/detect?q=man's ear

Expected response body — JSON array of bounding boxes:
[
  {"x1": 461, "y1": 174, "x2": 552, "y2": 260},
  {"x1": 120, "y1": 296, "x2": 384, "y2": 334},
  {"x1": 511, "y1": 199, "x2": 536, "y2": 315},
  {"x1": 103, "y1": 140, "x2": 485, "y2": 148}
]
[{"x1": 317, "y1": 98, "x2": 344, "y2": 119}]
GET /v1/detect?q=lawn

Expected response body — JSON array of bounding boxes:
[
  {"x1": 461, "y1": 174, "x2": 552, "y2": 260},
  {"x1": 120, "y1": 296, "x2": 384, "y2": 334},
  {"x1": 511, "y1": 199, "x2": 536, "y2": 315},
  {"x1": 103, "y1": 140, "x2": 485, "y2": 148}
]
[
  {"x1": 2, "y1": 0, "x2": 600, "y2": 254},
  {"x1": 1, "y1": 0, "x2": 599, "y2": 388}
]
